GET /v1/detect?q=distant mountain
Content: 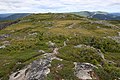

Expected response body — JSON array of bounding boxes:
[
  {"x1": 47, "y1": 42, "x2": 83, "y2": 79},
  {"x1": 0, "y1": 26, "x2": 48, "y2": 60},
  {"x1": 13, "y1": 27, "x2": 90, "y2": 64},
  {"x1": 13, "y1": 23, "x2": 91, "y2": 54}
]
[
  {"x1": 111, "y1": 13, "x2": 120, "y2": 16},
  {"x1": 0, "y1": 14, "x2": 13, "y2": 18},
  {"x1": 72, "y1": 11, "x2": 120, "y2": 20},
  {"x1": 72, "y1": 11, "x2": 92, "y2": 17},
  {"x1": 0, "y1": 13, "x2": 30, "y2": 20}
]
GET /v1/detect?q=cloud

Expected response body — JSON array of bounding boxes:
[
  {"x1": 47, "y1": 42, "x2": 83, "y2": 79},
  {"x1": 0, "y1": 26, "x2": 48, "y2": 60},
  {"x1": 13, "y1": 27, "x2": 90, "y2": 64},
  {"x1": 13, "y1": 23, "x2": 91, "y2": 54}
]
[
  {"x1": 110, "y1": 3, "x2": 120, "y2": 6},
  {"x1": 0, "y1": 0, "x2": 120, "y2": 13}
]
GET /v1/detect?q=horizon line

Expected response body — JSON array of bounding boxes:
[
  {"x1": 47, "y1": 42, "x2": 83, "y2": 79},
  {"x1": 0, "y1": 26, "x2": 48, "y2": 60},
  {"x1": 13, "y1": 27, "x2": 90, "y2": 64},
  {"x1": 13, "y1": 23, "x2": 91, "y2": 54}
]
[{"x1": 0, "y1": 11, "x2": 120, "y2": 14}]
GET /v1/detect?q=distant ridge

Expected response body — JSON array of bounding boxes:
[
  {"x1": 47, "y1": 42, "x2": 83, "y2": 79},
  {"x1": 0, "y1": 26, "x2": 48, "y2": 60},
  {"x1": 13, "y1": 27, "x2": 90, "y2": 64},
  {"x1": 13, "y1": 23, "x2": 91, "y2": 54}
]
[
  {"x1": 72, "y1": 11, "x2": 120, "y2": 20},
  {"x1": 0, "y1": 12, "x2": 120, "y2": 21},
  {"x1": 0, "y1": 13, "x2": 30, "y2": 20}
]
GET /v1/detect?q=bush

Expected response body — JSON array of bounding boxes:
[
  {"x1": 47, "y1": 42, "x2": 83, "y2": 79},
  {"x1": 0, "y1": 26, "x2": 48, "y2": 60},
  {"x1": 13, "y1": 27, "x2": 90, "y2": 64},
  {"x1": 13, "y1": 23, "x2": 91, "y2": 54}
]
[
  {"x1": 67, "y1": 36, "x2": 120, "y2": 53},
  {"x1": 57, "y1": 45, "x2": 102, "y2": 64}
]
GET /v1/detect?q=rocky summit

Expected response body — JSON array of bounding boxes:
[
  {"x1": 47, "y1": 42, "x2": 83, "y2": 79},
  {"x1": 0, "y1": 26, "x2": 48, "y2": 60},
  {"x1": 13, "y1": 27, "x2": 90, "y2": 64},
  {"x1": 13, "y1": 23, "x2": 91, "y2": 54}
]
[{"x1": 0, "y1": 13, "x2": 120, "y2": 80}]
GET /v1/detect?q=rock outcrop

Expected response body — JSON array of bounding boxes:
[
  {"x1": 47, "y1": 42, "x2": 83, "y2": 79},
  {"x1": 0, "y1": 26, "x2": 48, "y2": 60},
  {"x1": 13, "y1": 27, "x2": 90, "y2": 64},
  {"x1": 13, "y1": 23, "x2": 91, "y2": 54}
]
[
  {"x1": 9, "y1": 47, "x2": 61, "y2": 80},
  {"x1": 74, "y1": 62, "x2": 98, "y2": 80}
]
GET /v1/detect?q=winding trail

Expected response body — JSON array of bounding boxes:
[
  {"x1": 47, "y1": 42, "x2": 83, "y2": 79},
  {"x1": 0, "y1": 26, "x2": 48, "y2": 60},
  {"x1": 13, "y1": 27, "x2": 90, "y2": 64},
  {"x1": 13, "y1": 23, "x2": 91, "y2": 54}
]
[{"x1": 9, "y1": 43, "x2": 103, "y2": 80}]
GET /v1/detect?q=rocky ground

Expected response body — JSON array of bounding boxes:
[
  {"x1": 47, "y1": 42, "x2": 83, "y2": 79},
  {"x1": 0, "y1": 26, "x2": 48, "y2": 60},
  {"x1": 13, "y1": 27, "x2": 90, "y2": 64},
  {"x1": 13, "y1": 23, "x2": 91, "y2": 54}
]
[
  {"x1": 0, "y1": 13, "x2": 120, "y2": 80},
  {"x1": 9, "y1": 42, "x2": 103, "y2": 80}
]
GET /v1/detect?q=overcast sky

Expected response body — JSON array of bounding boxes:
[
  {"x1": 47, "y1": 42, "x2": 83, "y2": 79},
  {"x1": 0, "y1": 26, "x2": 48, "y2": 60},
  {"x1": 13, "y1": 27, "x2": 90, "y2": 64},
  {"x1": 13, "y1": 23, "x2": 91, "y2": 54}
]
[{"x1": 0, "y1": 0, "x2": 120, "y2": 13}]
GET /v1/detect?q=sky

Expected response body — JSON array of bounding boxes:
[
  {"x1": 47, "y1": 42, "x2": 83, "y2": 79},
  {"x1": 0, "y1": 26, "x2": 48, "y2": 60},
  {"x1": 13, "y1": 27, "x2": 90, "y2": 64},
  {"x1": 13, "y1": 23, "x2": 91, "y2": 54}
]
[{"x1": 0, "y1": 0, "x2": 120, "y2": 13}]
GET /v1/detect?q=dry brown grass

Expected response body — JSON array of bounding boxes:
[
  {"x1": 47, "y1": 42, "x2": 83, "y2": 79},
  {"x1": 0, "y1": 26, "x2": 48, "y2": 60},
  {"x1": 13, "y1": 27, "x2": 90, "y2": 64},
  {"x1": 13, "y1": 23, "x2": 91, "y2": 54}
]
[{"x1": 4, "y1": 22, "x2": 33, "y2": 30}]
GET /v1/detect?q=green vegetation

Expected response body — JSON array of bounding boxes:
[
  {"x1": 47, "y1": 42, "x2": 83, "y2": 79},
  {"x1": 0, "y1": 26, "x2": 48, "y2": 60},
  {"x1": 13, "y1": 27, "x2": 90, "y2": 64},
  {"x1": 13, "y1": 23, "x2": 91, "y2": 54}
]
[
  {"x1": 0, "y1": 13, "x2": 120, "y2": 80},
  {"x1": 46, "y1": 59, "x2": 79, "y2": 80},
  {"x1": 67, "y1": 36, "x2": 120, "y2": 53},
  {"x1": 58, "y1": 45, "x2": 102, "y2": 65}
]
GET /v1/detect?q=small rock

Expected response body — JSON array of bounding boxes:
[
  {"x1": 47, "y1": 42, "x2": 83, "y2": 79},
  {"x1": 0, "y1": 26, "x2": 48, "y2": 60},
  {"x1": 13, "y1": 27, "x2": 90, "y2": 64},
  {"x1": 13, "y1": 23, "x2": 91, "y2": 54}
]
[
  {"x1": 38, "y1": 50, "x2": 45, "y2": 53},
  {"x1": 47, "y1": 41, "x2": 56, "y2": 48},
  {"x1": 97, "y1": 26, "x2": 100, "y2": 28},
  {"x1": 74, "y1": 45, "x2": 83, "y2": 48},
  {"x1": 0, "y1": 45, "x2": 5, "y2": 49},
  {"x1": 118, "y1": 32, "x2": 120, "y2": 36},
  {"x1": 29, "y1": 32, "x2": 38, "y2": 36}
]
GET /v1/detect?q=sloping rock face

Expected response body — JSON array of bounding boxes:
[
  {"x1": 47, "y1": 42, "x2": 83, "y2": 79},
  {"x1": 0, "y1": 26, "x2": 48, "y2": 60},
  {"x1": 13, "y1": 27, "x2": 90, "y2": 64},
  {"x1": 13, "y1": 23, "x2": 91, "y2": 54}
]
[
  {"x1": 74, "y1": 62, "x2": 98, "y2": 80},
  {"x1": 26, "y1": 59, "x2": 51, "y2": 80},
  {"x1": 9, "y1": 48, "x2": 61, "y2": 80},
  {"x1": 9, "y1": 68, "x2": 28, "y2": 80},
  {"x1": 9, "y1": 57, "x2": 51, "y2": 80}
]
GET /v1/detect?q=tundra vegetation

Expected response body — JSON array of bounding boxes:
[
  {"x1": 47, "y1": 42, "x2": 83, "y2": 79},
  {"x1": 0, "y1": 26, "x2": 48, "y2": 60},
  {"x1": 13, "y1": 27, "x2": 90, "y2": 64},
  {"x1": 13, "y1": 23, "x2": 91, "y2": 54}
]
[{"x1": 0, "y1": 13, "x2": 120, "y2": 80}]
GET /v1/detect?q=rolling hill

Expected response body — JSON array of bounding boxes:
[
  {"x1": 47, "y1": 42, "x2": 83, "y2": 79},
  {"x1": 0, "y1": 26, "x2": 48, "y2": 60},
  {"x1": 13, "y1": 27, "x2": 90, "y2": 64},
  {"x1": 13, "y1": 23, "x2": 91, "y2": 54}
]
[
  {"x1": 72, "y1": 11, "x2": 120, "y2": 20},
  {"x1": 0, "y1": 14, "x2": 13, "y2": 18},
  {"x1": 0, "y1": 13, "x2": 30, "y2": 21},
  {"x1": 0, "y1": 13, "x2": 120, "y2": 80}
]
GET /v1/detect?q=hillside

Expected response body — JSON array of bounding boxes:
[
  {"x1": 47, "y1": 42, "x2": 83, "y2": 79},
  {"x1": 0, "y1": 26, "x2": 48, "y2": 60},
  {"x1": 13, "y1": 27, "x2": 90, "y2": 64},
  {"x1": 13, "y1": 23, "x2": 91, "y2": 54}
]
[
  {"x1": 72, "y1": 11, "x2": 120, "y2": 20},
  {"x1": 0, "y1": 13, "x2": 30, "y2": 21},
  {"x1": 0, "y1": 13, "x2": 120, "y2": 80},
  {"x1": 0, "y1": 14, "x2": 13, "y2": 18}
]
